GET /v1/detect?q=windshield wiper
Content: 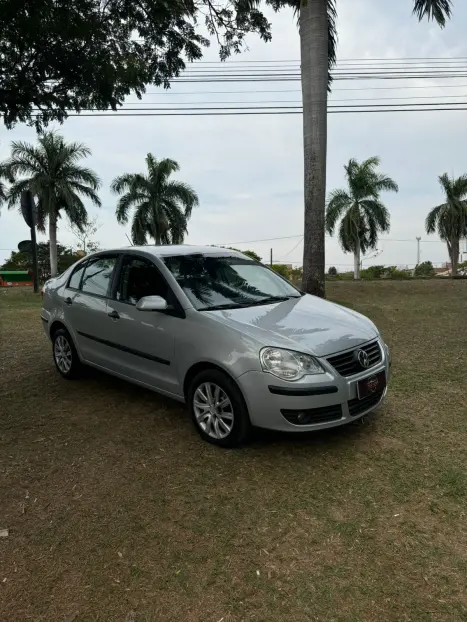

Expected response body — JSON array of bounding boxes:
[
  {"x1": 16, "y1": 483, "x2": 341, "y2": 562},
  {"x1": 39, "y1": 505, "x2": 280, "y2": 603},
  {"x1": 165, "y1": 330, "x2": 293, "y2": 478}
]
[
  {"x1": 199, "y1": 303, "x2": 246, "y2": 311},
  {"x1": 199, "y1": 295, "x2": 300, "y2": 311},
  {"x1": 242, "y1": 295, "x2": 298, "y2": 307}
]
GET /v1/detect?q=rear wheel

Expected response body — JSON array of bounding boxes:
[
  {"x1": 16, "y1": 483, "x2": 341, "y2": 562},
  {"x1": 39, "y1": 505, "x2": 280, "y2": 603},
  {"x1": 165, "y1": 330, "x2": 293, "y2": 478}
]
[
  {"x1": 188, "y1": 369, "x2": 252, "y2": 448},
  {"x1": 52, "y1": 328, "x2": 82, "y2": 379}
]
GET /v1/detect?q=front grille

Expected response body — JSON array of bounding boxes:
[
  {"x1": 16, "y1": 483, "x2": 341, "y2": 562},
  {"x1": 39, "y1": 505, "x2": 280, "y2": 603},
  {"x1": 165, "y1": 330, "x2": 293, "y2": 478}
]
[
  {"x1": 348, "y1": 389, "x2": 385, "y2": 417},
  {"x1": 281, "y1": 404, "x2": 343, "y2": 426},
  {"x1": 327, "y1": 340, "x2": 382, "y2": 377}
]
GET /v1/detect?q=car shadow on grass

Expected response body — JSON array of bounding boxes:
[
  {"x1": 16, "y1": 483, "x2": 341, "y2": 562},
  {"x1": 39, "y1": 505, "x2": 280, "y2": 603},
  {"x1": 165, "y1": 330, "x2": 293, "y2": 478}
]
[{"x1": 81, "y1": 364, "x2": 379, "y2": 454}]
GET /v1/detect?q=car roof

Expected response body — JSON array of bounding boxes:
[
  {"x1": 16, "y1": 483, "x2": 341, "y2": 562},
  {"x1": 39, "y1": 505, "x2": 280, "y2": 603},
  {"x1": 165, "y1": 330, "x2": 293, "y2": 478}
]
[{"x1": 94, "y1": 245, "x2": 247, "y2": 259}]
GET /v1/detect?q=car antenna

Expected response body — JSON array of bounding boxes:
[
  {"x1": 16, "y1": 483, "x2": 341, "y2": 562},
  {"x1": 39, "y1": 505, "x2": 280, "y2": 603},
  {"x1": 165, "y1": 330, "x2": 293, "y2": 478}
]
[{"x1": 125, "y1": 234, "x2": 134, "y2": 246}]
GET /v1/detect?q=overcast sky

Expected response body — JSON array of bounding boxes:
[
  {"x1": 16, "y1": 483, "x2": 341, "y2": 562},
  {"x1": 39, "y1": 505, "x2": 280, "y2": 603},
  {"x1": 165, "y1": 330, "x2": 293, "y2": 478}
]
[{"x1": 1, "y1": 0, "x2": 467, "y2": 269}]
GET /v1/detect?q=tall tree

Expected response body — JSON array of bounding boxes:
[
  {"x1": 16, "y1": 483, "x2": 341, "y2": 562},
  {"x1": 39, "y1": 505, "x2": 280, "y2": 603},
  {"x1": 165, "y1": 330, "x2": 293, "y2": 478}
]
[
  {"x1": 325, "y1": 157, "x2": 398, "y2": 280},
  {"x1": 426, "y1": 173, "x2": 467, "y2": 276},
  {"x1": 266, "y1": 0, "x2": 452, "y2": 296},
  {"x1": 0, "y1": 0, "x2": 270, "y2": 130},
  {"x1": 67, "y1": 216, "x2": 102, "y2": 254},
  {"x1": 111, "y1": 154, "x2": 199, "y2": 245},
  {"x1": 4, "y1": 132, "x2": 101, "y2": 276}
]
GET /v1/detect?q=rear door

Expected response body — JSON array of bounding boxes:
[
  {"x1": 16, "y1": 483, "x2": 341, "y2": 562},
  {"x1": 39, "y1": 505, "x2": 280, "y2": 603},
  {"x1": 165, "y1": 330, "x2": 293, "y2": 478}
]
[
  {"x1": 97, "y1": 254, "x2": 183, "y2": 397},
  {"x1": 62, "y1": 254, "x2": 119, "y2": 366}
]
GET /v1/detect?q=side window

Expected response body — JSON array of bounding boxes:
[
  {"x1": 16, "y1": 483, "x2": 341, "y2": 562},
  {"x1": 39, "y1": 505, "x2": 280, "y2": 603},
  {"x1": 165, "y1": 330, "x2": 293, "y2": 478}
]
[
  {"x1": 117, "y1": 256, "x2": 169, "y2": 305},
  {"x1": 81, "y1": 256, "x2": 117, "y2": 297},
  {"x1": 68, "y1": 262, "x2": 86, "y2": 289}
]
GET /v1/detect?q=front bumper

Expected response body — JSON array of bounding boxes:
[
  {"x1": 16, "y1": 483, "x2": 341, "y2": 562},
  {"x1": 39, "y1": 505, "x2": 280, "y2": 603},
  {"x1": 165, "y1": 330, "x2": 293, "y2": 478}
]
[{"x1": 237, "y1": 340, "x2": 390, "y2": 432}]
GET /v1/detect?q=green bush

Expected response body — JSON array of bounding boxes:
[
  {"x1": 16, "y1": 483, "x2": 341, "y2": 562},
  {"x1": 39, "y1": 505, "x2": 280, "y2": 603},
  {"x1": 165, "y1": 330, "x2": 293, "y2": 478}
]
[
  {"x1": 328, "y1": 266, "x2": 337, "y2": 276},
  {"x1": 227, "y1": 247, "x2": 262, "y2": 262},
  {"x1": 367, "y1": 265, "x2": 386, "y2": 279},
  {"x1": 271, "y1": 264, "x2": 291, "y2": 279},
  {"x1": 414, "y1": 261, "x2": 435, "y2": 277},
  {"x1": 384, "y1": 266, "x2": 411, "y2": 279}
]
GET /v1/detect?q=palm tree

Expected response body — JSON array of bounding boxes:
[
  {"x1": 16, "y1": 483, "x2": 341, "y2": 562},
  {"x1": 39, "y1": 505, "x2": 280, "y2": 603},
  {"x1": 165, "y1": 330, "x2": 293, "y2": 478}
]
[
  {"x1": 111, "y1": 154, "x2": 199, "y2": 245},
  {"x1": 426, "y1": 174, "x2": 467, "y2": 276},
  {"x1": 274, "y1": 0, "x2": 452, "y2": 296},
  {"x1": 4, "y1": 132, "x2": 101, "y2": 277},
  {"x1": 325, "y1": 157, "x2": 398, "y2": 280}
]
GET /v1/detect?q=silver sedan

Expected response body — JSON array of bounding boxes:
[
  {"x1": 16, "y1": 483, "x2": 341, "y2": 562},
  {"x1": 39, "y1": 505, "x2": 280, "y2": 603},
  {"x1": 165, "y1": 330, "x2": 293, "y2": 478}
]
[{"x1": 41, "y1": 246, "x2": 390, "y2": 447}]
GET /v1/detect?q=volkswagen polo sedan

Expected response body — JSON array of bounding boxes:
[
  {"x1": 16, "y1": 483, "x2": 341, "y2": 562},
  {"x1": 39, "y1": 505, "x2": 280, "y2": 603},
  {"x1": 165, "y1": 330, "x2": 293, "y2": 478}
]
[{"x1": 41, "y1": 246, "x2": 390, "y2": 447}]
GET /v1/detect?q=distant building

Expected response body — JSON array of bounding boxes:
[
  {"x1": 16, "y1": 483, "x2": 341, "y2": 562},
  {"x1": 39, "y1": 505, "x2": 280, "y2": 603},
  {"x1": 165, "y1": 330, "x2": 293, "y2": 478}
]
[{"x1": 461, "y1": 238, "x2": 467, "y2": 263}]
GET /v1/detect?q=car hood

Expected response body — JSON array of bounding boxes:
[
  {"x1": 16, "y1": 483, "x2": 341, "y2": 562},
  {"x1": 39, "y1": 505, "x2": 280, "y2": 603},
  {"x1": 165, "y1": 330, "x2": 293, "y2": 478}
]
[{"x1": 206, "y1": 294, "x2": 378, "y2": 357}]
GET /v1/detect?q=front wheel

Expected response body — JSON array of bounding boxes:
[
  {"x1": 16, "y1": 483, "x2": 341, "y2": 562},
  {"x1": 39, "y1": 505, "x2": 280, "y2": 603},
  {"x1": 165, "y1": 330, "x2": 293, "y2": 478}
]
[
  {"x1": 187, "y1": 369, "x2": 252, "y2": 448},
  {"x1": 52, "y1": 328, "x2": 83, "y2": 379}
]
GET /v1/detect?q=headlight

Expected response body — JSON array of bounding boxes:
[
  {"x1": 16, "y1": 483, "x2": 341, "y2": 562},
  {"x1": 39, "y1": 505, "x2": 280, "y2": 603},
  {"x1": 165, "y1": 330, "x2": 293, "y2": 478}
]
[{"x1": 260, "y1": 347, "x2": 325, "y2": 381}]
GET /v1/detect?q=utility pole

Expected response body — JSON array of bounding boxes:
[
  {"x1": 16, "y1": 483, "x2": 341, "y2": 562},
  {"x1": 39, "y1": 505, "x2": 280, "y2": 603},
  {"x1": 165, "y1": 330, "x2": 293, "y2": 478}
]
[
  {"x1": 270, "y1": 248, "x2": 273, "y2": 266},
  {"x1": 416, "y1": 237, "x2": 421, "y2": 266}
]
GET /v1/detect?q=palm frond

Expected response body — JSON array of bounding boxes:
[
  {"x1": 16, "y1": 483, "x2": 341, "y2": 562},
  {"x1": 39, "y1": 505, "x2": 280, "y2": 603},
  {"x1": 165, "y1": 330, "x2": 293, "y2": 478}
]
[
  {"x1": 425, "y1": 203, "x2": 447, "y2": 235},
  {"x1": 451, "y1": 174, "x2": 467, "y2": 199},
  {"x1": 115, "y1": 192, "x2": 146, "y2": 224},
  {"x1": 360, "y1": 199, "x2": 391, "y2": 232},
  {"x1": 153, "y1": 157, "x2": 180, "y2": 185},
  {"x1": 438, "y1": 172, "x2": 453, "y2": 198},
  {"x1": 413, "y1": 0, "x2": 452, "y2": 27},
  {"x1": 338, "y1": 210, "x2": 359, "y2": 254},
  {"x1": 6, "y1": 178, "x2": 37, "y2": 210},
  {"x1": 131, "y1": 206, "x2": 149, "y2": 245},
  {"x1": 360, "y1": 156, "x2": 381, "y2": 173},
  {"x1": 111, "y1": 173, "x2": 148, "y2": 195},
  {"x1": 66, "y1": 181, "x2": 102, "y2": 206},
  {"x1": 374, "y1": 174, "x2": 399, "y2": 193},
  {"x1": 62, "y1": 166, "x2": 102, "y2": 190},
  {"x1": 325, "y1": 189, "x2": 352, "y2": 234},
  {"x1": 164, "y1": 180, "x2": 199, "y2": 218}
]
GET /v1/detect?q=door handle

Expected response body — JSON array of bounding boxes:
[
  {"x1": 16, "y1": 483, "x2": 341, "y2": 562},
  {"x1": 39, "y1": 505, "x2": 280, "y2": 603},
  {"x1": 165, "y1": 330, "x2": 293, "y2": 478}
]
[
  {"x1": 108, "y1": 310, "x2": 120, "y2": 320},
  {"x1": 64, "y1": 297, "x2": 72, "y2": 306}
]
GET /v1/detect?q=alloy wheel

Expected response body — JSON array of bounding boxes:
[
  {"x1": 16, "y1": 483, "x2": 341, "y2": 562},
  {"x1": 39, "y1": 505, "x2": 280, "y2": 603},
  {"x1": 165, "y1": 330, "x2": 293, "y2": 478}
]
[
  {"x1": 193, "y1": 382, "x2": 234, "y2": 439},
  {"x1": 54, "y1": 335, "x2": 72, "y2": 374}
]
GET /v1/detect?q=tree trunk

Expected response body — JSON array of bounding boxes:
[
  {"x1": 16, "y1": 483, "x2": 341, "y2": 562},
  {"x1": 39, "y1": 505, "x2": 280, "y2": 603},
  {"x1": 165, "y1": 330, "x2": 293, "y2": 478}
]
[
  {"x1": 451, "y1": 236, "x2": 459, "y2": 277},
  {"x1": 300, "y1": 0, "x2": 328, "y2": 298},
  {"x1": 354, "y1": 241, "x2": 361, "y2": 280},
  {"x1": 49, "y1": 212, "x2": 58, "y2": 277}
]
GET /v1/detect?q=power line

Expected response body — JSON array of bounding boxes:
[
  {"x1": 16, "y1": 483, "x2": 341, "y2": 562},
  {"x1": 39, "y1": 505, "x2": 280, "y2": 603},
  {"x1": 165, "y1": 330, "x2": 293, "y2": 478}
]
[
  {"x1": 26, "y1": 106, "x2": 467, "y2": 117},
  {"x1": 191, "y1": 56, "x2": 467, "y2": 62},
  {"x1": 143, "y1": 84, "x2": 467, "y2": 95},
  {"x1": 212, "y1": 234, "x2": 446, "y2": 245},
  {"x1": 117, "y1": 95, "x2": 467, "y2": 105},
  {"x1": 33, "y1": 102, "x2": 467, "y2": 112},
  {"x1": 169, "y1": 74, "x2": 467, "y2": 83}
]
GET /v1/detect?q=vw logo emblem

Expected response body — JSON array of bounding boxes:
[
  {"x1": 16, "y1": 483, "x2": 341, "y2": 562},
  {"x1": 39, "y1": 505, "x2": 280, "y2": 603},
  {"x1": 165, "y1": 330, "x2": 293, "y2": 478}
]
[{"x1": 357, "y1": 349, "x2": 370, "y2": 369}]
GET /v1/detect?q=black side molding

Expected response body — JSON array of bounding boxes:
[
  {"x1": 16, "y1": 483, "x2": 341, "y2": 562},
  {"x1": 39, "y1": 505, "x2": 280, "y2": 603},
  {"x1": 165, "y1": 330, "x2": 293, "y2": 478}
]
[
  {"x1": 268, "y1": 385, "x2": 338, "y2": 397},
  {"x1": 77, "y1": 331, "x2": 170, "y2": 366},
  {"x1": 41, "y1": 317, "x2": 49, "y2": 324}
]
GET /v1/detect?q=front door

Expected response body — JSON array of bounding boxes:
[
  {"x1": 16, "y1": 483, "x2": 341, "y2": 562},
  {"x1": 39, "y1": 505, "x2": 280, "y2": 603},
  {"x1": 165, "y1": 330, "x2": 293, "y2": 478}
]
[{"x1": 99, "y1": 254, "x2": 182, "y2": 397}]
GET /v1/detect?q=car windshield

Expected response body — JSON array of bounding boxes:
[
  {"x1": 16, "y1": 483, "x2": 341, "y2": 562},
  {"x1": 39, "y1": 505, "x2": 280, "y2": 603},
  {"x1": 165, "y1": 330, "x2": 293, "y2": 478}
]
[{"x1": 163, "y1": 254, "x2": 301, "y2": 311}]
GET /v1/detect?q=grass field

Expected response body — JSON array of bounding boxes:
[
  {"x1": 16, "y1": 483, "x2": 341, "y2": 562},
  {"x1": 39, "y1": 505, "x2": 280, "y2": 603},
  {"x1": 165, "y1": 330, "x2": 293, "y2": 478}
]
[{"x1": 1, "y1": 281, "x2": 467, "y2": 622}]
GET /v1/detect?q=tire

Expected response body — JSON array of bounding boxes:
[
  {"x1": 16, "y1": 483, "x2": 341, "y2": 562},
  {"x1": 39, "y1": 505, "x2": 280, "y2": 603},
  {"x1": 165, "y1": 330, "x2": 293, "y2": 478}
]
[
  {"x1": 187, "y1": 369, "x2": 252, "y2": 448},
  {"x1": 52, "y1": 328, "x2": 83, "y2": 380}
]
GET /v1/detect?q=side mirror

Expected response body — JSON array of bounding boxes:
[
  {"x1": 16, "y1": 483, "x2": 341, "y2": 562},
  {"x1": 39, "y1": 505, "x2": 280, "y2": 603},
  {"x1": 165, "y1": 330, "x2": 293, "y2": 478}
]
[{"x1": 136, "y1": 295, "x2": 168, "y2": 312}]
